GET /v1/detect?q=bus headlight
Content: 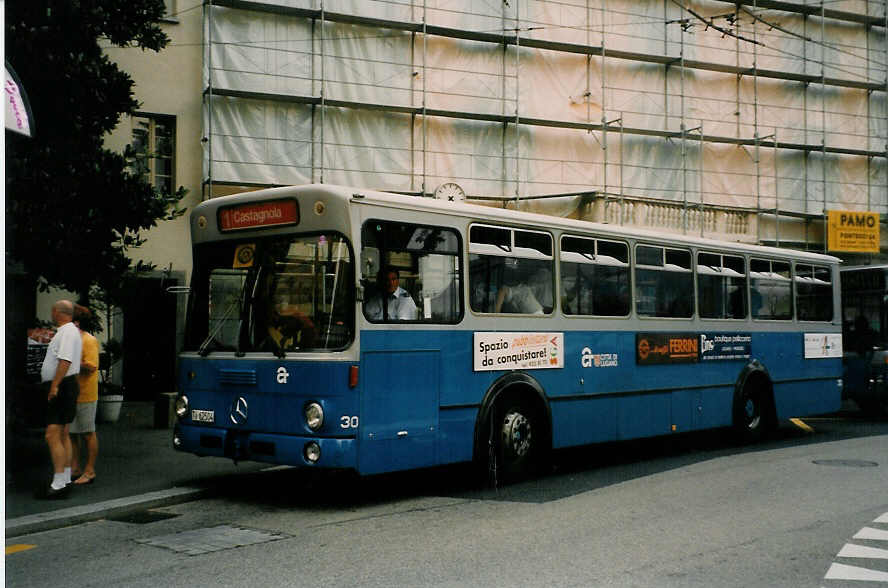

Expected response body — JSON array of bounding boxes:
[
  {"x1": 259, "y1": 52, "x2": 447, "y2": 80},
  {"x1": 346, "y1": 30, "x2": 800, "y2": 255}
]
[
  {"x1": 175, "y1": 395, "x2": 189, "y2": 419},
  {"x1": 304, "y1": 442, "x2": 321, "y2": 463},
  {"x1": 305, "y1": 402, "x2": 324, "y2": 431}
]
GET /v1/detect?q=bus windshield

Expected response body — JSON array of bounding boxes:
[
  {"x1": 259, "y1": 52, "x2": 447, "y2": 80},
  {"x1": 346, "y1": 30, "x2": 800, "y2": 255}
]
[{"x1": 185, "y1": 233, "x2": 354, "y2": 354}]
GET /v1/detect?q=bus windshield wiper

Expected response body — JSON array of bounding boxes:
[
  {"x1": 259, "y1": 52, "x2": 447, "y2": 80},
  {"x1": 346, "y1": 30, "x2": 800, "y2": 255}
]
[
  {"x1": 198, "y1": 297, "x2": 240, "y2": 357},
  {"x1": 236, "y1": 271, "x2": 257, "y2": 358}
]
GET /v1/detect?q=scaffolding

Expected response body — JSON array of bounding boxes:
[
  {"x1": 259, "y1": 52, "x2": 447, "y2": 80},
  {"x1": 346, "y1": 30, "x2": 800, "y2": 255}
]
[{"x1": 203, "y1": 0, "x2": 887, "y2": 251}]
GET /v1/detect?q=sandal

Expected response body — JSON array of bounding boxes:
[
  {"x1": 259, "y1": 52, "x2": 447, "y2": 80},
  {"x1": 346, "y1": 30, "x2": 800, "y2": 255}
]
[{"x1": 73, "y1": 473, "x2": 96, "y2": 485}]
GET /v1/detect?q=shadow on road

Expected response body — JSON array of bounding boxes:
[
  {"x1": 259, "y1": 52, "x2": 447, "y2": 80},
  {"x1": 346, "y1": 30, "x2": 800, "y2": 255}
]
[{"x1": 198, "y1": 409, "x2": 887, "y2": 511}]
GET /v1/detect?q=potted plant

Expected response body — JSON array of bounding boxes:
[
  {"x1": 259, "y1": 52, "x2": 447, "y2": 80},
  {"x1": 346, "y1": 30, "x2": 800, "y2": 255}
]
[{"x1": 97, "y1": 338, "x2": 125, "y2": 423}]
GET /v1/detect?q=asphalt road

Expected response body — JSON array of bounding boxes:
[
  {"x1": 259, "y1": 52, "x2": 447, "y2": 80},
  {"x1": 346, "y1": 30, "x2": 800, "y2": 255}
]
[{"x1": 6, "y1": 413, "x2": 888, "y2": 588}]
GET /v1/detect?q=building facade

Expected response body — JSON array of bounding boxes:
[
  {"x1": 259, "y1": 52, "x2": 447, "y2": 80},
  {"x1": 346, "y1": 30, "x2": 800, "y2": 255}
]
[{"x1": 199, "y1": 0, "x2": 887, "y2": 253}]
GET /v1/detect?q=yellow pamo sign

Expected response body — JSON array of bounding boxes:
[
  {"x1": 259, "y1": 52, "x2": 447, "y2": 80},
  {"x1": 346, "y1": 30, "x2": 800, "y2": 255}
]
[{"x1": 827, "y1": 210, "x2": 880, "y2": 253}]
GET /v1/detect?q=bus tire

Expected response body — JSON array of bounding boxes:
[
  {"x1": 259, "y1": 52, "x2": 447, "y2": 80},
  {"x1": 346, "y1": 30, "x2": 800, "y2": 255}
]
[
  {"x1": 732, "y1": 375, "x2": 775, "y2": 443},
  {"x1": 495, "y1": 397, "x2": 545, "y2": 482},
  {"x1": 474, "y1": 374, "x2": 551, "y2": 486}
]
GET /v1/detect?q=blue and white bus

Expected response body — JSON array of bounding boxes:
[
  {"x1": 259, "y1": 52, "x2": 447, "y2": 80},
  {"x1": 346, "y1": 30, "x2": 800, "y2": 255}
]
[{"x1": 173, "y1": 184, "x2": 843, "y2": 481}]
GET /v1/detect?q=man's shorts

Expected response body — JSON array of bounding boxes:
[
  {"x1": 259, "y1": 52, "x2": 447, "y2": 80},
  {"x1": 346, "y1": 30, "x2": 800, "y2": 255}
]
[
  {"x1": 44, "y1": 375, "x2": 79, "y2": 425},
  {"x1": 69, "y1": 401, "x2": 97, "y2": 433}
]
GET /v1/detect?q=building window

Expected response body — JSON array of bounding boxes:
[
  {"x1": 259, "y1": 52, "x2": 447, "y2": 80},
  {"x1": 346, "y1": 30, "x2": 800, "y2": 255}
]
[{"x1": 131, "y1": 114, "x2": 175, "y2": 194}]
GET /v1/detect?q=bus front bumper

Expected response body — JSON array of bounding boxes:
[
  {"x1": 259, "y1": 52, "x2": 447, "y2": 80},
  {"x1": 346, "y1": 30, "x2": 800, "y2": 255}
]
[{"x1": 173, "y1": 423, "x2": 357, "y2": 470}]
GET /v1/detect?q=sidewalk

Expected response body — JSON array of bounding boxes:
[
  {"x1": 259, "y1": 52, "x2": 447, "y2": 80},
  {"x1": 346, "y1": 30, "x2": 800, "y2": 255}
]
[{"x1": 5, "y1": 401, "x2": 268, "y2": 538}]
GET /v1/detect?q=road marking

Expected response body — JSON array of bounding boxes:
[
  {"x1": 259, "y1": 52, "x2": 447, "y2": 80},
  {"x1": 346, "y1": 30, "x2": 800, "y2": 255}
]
[
  {"x1": 823, "y1": 512, "x2": 888, "y2": 583},
  {"x1": 838, "y1": 543, "x2": 888, "y2": 559},
  {"x1": 855, "y1": 527, "x2": 888, "y2": 541},
  {"x1": 5, "y1": 544, "x2": 36, "y2": 555},
  {"x1": 825, "y1": 563, "x2": 888, "y2": 582},
  {"x1": 789, "y1": 418, "x2": 814, "y2": 432},
  {"x1": 824, "y1": 513, "x2": 888, "y2": 584}
]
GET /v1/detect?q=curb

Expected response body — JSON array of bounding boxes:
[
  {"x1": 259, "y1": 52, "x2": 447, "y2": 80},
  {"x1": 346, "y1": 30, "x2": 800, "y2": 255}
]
[{"x1": 5, "y1": 486, "x2": 210, "y2": 538}]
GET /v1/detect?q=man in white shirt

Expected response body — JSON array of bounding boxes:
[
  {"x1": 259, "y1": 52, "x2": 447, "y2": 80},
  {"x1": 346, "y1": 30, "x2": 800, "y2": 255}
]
[
  {"x1": 39, "y1": 300, "x2": 82, "y2": 498},
  {"x1": 364, "y1": 266, "x2": 418, "y2": 321}
]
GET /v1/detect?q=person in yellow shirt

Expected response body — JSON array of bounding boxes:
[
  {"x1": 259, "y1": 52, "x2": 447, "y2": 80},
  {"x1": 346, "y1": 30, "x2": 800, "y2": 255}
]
[{"x1": 70, "y1": 304, "x2": 100, "y2": 484}]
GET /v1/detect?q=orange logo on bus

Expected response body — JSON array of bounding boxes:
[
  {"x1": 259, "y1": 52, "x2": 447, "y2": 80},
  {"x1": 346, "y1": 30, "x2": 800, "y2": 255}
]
[{"x1": 638, "y1": 339, "x2": 650, "y2": 360}]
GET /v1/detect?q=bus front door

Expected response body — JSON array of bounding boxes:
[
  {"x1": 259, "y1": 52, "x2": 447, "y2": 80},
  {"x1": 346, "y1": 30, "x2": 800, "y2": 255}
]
[{"x1": 358, "y1": 349, "x2": 440, "y2": 474}]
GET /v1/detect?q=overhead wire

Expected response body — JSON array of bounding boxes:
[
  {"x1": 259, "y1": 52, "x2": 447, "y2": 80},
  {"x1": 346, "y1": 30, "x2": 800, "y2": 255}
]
[
  {"x1": 737, "y1": 6, "x2": 887, "y2": 70},
  {"x1": 668, "y1": 0, "x2": 886, "y2": 82}
]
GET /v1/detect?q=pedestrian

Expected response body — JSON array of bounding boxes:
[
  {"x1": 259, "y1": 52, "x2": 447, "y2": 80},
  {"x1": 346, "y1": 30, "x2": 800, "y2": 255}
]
[
  {"x1": 70, "y1": 304, "x2": 99, "y2": 485},
  {"x1": 38, "y1": 300, "x2": 82, "y2": 498}
]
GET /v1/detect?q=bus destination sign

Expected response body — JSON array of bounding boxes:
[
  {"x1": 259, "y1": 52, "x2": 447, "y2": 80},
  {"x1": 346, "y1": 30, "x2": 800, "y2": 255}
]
[{"x1": 218, "y1": 199, "x2": 299, "y2": 232}]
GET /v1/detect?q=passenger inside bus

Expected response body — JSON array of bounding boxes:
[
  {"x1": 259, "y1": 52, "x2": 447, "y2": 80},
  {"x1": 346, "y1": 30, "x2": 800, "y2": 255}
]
[
  {"x1": 264, "y1": 305, "x2": 316, "y2": 351},
  {"x1": 495, "y1": 266, "x2": 546, "y2": 314},
  {"x1": 364, "y1": 266, "x2": 419, "y2": 321},
  {"x1": 258, "y1": 275, "x2": 316, "y2": 352}
]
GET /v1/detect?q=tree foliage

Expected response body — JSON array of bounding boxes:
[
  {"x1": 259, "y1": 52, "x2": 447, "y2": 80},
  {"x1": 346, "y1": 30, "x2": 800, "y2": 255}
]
[{"x1": 5, "y1": 0, "x2": 186, "y2": 299}]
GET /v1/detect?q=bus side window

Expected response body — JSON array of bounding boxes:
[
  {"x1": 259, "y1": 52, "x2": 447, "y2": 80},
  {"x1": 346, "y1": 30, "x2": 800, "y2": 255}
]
[
  {"x1": 796, "y1": 263, "x2": 833, "y2": 322},
  {"x1": 469, "y1": 224, "x2": 553, "y2": 315},
  {"x1": 418, "y1": 254, "x2": 461, "y2": 321},
  {"x1": 361, "y1": 220, "x2": 462, "y2": 323},
  {"x1": 635, "y1": 245, "x2": 693, "y2": 318},
  {"x1": 698, "y1": 253, "x2": 747, "y2": 319},
  {"x1": 560, "y1": 236, "x2": 629, "y2": 316},
  {"x1": 750, "y1": 259, "x2": 792, "y2": 320}
]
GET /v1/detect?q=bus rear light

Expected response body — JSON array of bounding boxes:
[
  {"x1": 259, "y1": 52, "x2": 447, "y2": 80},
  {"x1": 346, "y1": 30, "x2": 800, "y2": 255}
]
[
  {"x1": 304, "y1": 442, "x2": 321, "y2": 463},
  {"x1": 349, "y1": 365, "x2": 359, "y2": 388}
]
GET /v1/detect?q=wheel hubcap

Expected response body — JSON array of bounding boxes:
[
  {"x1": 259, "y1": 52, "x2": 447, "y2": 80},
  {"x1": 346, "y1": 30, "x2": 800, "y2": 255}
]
[
  {"x1": 745, "y1": 397, "x2": 760, "y2": 429},
  {"x1": 502, "y1": 410, "x2": 532, "y2": 457}
]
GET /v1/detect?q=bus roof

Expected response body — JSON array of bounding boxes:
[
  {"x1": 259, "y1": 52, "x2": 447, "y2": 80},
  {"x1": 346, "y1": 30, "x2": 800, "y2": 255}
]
[
  {"x1": 198, "y1": 184, "x2": 843, "y2": 265},
  {"x1": 841, "y1": 264, "x2": 888, "y2": 272}
]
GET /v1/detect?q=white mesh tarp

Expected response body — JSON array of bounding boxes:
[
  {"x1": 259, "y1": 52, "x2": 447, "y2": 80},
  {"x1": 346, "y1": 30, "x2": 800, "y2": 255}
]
[{"x1": 204, "y1": 0, "x2": 887, "y2": 230}]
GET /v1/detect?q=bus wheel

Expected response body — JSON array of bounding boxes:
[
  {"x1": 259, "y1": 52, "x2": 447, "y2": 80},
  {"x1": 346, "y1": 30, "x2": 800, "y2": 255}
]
[
  {"x1": 493, "y1": 399, "x2": 543, "y2": 483},
  {"x1": 733, "y1": 382, "x2": 772, "y2": 443}
]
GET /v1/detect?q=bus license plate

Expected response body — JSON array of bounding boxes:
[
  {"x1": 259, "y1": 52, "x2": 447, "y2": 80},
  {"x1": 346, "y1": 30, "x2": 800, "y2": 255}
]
[{"x1": 191, "y1": 409, "x2": 215, "y2": 423}]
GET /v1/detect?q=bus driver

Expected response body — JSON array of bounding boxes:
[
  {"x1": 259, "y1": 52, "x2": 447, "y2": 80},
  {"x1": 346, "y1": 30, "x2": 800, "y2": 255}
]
[{"x1": 365, "y1": 266, "x2": 418, "y2": 321}]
